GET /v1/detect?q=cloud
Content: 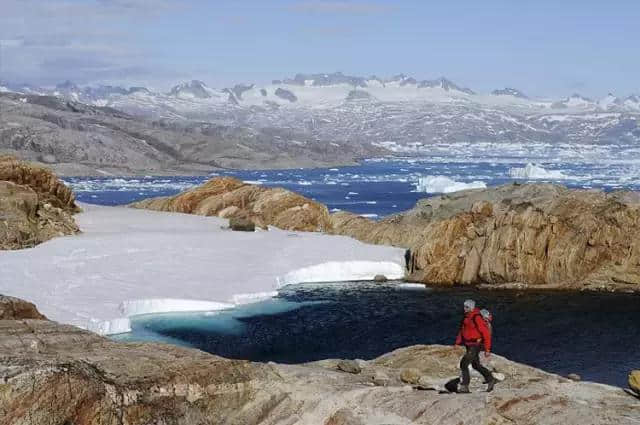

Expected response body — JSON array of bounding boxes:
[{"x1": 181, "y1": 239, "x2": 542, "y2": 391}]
[
  {"x1": 291, "y1": 1, "x2": 390, "y2": 15},
  {"x1": 0, "y1": 0, "x2": 181, "y2": 86}
]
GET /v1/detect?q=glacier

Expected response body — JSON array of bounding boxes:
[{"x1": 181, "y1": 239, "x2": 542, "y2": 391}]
[{"x1": 0, "y1": 204, "x2": 406, "y2": 335}]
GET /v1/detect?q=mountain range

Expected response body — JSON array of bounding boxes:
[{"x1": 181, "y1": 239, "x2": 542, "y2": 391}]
[{"x1": 1, "y1": 72, "x2": 639, "y2": 175}]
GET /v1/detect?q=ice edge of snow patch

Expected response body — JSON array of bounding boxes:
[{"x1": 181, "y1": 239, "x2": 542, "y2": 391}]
[
  {"x1": 276, "y1": 260, "x2": 406, "y2": 287},
  {"x1": 89, "y1": 260, "x2": 404, "y2": 336}
]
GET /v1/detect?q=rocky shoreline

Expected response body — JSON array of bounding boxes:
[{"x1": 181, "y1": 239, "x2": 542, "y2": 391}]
[
  {"x1": 131, "y1": 177, "x2": 640, "y2": 292},
  {"x1": 2, "y1": 157, "x2": 640, "y2": 422},
  {"x1": 1, "y1": 295, "x2": 638, "y2": 425}
]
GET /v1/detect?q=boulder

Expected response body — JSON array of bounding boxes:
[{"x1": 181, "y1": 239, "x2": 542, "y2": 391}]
[
  {"x1": 630, "y1": 370, "x2": 640, "y2": 395},
  {"x1": 373, "y1": 274, "x2": 388, "y2": 282},
  {"x1": 568, "y1": 373, "x2": 582, "y2": 382},
  {"x1": 371, "y1": 371, "x2": 390, "y2": 386},
  {"x1": 337, "y1": 359, "x2": 361, "y2": 374},
  {"x1": 324, "y1": 409, "x2": 364, "y2": 425},
  {"x1": 229, "y1": 216, "x2": 255, "y2": 232},
  {"x1": 130, "y1": 177, "x2": 331, "y2": 232},
  {"x1": 400, "y1": 368, "x2": 421, "y2": 385}
]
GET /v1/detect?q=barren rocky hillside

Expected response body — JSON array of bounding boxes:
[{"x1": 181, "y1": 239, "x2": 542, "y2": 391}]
[{"x1": 0, "y1": 92, "x2": 387, "y2": 176}]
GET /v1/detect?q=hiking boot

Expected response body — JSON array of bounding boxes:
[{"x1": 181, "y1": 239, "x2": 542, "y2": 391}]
[
  {"x1": 486, "y1": 377, "x2": 497, "y2": 392},
  {"x1": 458, "y1": 384, "x2": 471, "y2": 393}
]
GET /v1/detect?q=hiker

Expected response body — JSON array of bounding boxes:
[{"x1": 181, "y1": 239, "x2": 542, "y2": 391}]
[{"x1": 455, "y1": 299, "x2": 497, "y2": 393}]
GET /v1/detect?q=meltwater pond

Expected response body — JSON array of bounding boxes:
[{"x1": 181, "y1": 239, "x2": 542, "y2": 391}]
[{"x1": 114, "y1": 283, "x2": 640, "y2": 388}]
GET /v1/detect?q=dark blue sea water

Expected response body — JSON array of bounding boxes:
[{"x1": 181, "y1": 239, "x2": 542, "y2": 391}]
[
  {"x1": 65, "y1": 154, "x2": 640, "y2": 218},
  {"x1": 114, "y1": 283, "x2": 640, "y2": 388}
]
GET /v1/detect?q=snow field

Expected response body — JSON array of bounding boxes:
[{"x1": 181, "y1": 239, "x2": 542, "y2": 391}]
[{"x1": 1, "y1": 204, "x2": 406, "y2": 335}]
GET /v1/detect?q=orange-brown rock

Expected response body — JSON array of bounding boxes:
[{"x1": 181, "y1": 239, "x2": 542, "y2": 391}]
[
  {"x1": 1, "y1": 155, "x2": 80, "y2": 249},
  {"x1": 331, "y1": 183, "x2": 640, "y2": 289},
  {"x1": 0, "y1": 155, "x2": 78, "y2": 212},
  {"x1": 2, "y1": 302, "x2": 638, "y2": 425},
  {"x1": 0, "y1": 295, "x2": 47, "y2": 320},
  {"x1": 130, "y1": 176, "x2": 331, "y2": 232}
]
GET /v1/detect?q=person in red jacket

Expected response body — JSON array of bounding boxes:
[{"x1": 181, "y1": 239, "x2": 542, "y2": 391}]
[{"x1": 455, "y1": 299, "x2": 497, "y2": 393}]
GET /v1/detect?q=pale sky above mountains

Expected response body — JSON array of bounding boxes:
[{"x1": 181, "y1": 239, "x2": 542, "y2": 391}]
[{"x1": 1, "y1": 0, "x2": 639, "y2": 98}]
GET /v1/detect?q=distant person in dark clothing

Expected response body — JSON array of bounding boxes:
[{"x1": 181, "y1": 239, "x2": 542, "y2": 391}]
[{"x1": 455, "y1": 299, "x2": 497, "y2": 393}]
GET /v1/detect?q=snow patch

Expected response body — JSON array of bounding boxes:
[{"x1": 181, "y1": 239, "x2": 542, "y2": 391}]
[
  {"x1": 416, "y1": 176, "x2": 486, "y2": 193},
  {"x1": 1, "y1": 205, "x2": 405, "y2": 336}
]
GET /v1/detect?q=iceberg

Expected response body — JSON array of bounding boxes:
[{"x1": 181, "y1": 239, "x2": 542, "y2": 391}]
[
  {"x1": 508, "y1": 163, "x2": 568, "y2": 179},
  {"x1": 416, "y1": 176, "x2": 486, "y2": 193}
]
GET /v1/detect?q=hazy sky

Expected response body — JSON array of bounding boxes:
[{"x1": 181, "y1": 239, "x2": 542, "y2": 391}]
[{"x1": 1, "y1": 0, "x2": 638, "y2": 98}]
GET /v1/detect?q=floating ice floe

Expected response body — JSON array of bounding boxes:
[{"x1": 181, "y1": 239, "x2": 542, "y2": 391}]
[
  {"x1": 416, "y1": 175, "x2": 486, "y2": 193},
  {"x1": 508, "y1": 163, "x2": 568, "y2": 179}
]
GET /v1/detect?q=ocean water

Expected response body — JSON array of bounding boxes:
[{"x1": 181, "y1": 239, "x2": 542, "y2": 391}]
[
  {"x1": 65, "y1": 145, "x2": 640, "y2": 218},
  {"x1": 114, "y1": 283, "x2": 640, "y2": 388}
]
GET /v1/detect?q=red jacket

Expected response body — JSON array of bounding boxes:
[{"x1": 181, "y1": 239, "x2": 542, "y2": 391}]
[{"x1": 455, "y1": 308, "x2": 491, "y2": 352}]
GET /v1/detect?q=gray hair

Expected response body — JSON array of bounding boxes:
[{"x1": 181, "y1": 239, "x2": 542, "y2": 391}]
[
  {"x1": 463, "y1": 299, "x2": 476, "y2": 310},
  {"x1": 480, "y1": 309, "x2": 490, "y2": 319}
]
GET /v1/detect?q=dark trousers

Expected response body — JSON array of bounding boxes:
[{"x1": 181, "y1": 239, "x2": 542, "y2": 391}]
[{"x1": 460, "y1": 345, "x2": 493, "y2": 385}]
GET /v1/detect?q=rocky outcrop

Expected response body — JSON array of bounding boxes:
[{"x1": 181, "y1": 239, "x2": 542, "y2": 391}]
[
  {"x1": 0, "y1": 155, "x2": 80, "y2": 249},
  {"x1": 0, "y1": 295, "x2": 46, "y2": 320},
  {"x1": 129, "y1": 179, "x2": 640, "y2": 289},
  {"x1": 331, "y1": 183, "x2": 640, "y2": 290},
  {"x1": 130, "y1": 176, "x2": 331, "y2": 232},
  {"x1": 1, "y1": 305, "x2": 638, "y2": 424},
  {"x1": 0, "y1": 155, "x2": 78, "y2": 211},
  {"x1": 630, "y1": 370, "x2": 640, "y2": 395}
]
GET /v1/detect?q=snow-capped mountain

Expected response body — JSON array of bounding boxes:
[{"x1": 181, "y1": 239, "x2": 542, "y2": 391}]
[
  {"x1": 491, "y1": 88, "x2": 528, "y2": 99},
  {"x1": 3, "y1": 72, "x2": 639, "y2": 151},
  {"x1": 550, "y1": 94, "x2": 596, "y2": 110},
  {"x1": 598, "y1": 93, "x2": 623, "y2": 111},
  {"x1": 167, "y1": 80, "x2": 227, "y2": 101},
  {"x1": 623, "y1": 95, "x2": 640, "y2": 111}
]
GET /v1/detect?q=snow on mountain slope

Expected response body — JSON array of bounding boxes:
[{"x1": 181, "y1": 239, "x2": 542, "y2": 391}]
[
  {"x1": 551, "y1": 94, "x2": 596, "y2": 110},
  {"x1": 598, "y1": 93, "x2": 622, "y2": 111},
  {"x1": 491, "y1": 87, "x2": 528, "y2": 99},
  {"x1": 4, "y1": 73, "x2": 639, "y2": 151}
]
